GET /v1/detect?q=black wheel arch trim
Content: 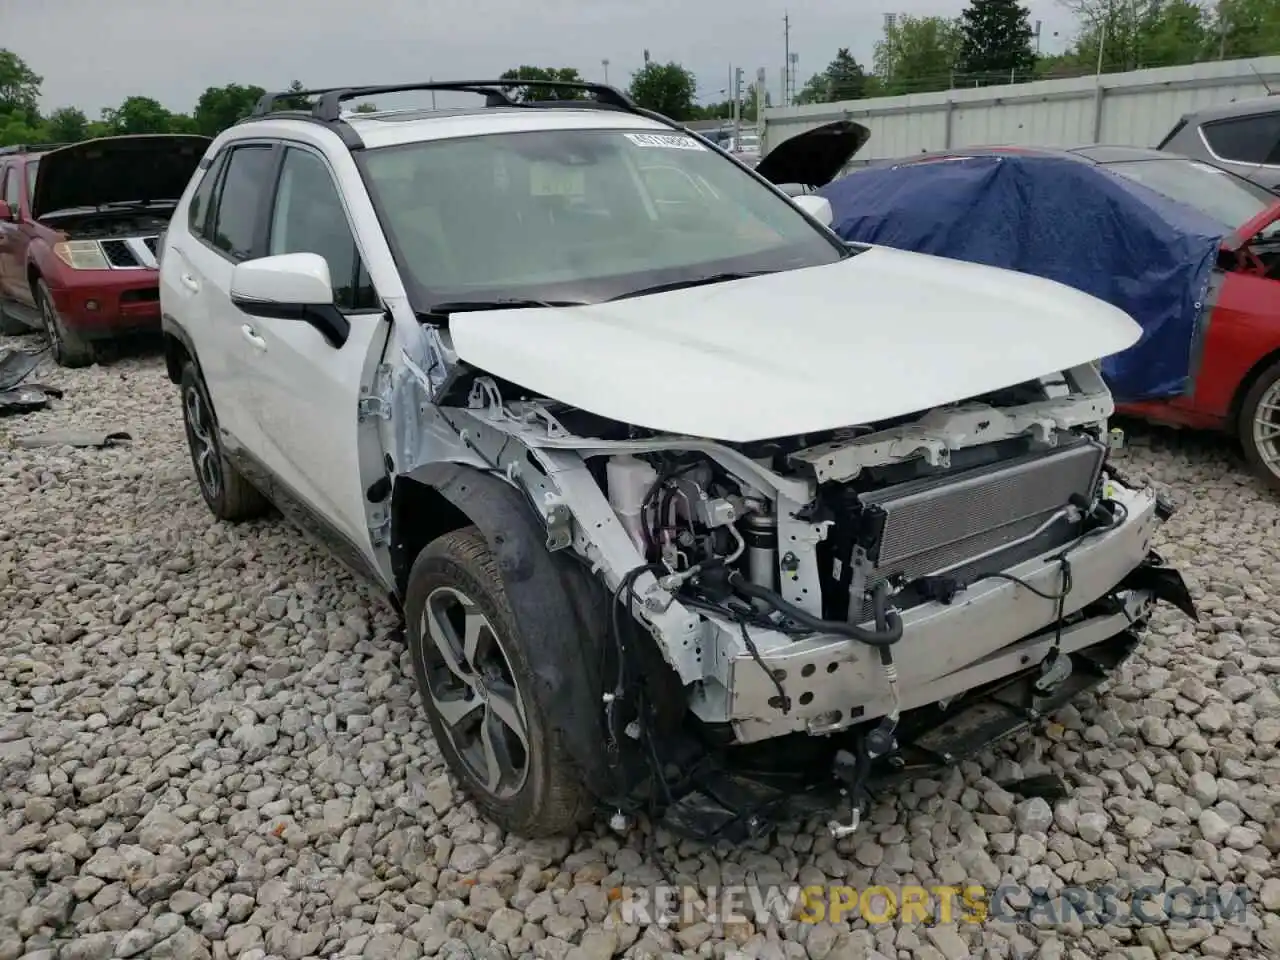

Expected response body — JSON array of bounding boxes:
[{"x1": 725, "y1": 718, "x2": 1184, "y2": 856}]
[
  {"x1": 1229, "y1": 345, "x2": 1280, "y2": 431},
  {"x1": 397, "y1": 462, "x2": 617, "y2": 802},
  {"x1": 162, "y1": 313, "x2": 200, "y2": 385}
]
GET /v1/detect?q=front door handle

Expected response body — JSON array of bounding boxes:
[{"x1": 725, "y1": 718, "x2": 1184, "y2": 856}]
[
  {"x1": 241, "y1": 324, "x2": 267, "y2": 350},
  {"x1": 180, "y1": 273, "x2": 200, "y2": 293}
]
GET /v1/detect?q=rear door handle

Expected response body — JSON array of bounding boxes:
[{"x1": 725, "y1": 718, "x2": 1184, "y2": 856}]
[
  {"x1": 180, "y1": 273, "x2": 200, "y2": 293},
  {"x1": 241, "y1": 324, "x2": 267, "y2": 350}
]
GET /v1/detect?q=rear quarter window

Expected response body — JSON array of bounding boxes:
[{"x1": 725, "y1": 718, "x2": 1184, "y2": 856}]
[
  {"x1": 1201, "y1": 113, "x2": 1280, "y2": 165},
  {"x1": 187, "y1": 156, "x2": 224, "y2": 239}
]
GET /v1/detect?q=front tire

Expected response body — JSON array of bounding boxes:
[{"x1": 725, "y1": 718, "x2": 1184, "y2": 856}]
[
  {"x1": 179, "y1": 363, "x2": 269, "y2": 521},
  {"x1": 36, "y1": 279, "x2": 94, "y2": 368},
  {"x1": 1238, "y1": 358, "x2": 1280, "y2": 494},
  {"x1": 405, "y1": 526, "x2": 592, "y2": 837}
]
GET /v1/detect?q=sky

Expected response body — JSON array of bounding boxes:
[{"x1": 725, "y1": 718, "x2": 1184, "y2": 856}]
[{"x1": 7, "y1": 0, "x2": 1082, "y2": 118}]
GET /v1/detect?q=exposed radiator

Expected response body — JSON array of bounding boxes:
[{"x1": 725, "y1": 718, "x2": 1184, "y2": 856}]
[{"x1": 851, "y1": 438, "x2": 1106, "y2": 620}]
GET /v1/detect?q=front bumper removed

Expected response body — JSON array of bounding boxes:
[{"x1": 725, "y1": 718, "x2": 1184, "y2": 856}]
[
  {"x1": 656, "y1": 548, "x2": 1194, "y2": 843},
  {"x1": 717, "y1": 483, "x2": 1168, "y2": 743}
]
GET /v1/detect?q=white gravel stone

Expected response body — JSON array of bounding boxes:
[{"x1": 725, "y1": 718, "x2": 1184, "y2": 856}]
[{"x1": 2, "y1": 340, "x2": 1279, "y2": 960}]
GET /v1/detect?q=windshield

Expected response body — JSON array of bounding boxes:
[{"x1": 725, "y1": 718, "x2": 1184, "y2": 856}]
[
  {"x1": 1104, "y1": 158, "x2": 1279, "y2": 234},
  {"x1": 358, "y1": 127, "x2": 844, "y2": 310}
]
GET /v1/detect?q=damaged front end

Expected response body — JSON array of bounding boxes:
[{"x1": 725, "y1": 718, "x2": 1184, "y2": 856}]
[{"x1": 385, "y1": 347, "x2": 1195, "y2": 842}]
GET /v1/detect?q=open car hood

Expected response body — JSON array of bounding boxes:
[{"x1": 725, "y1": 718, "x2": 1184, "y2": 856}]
[
  {"x1": 753, "y1": 120, "x2": 870, "y2": 189},
  {"x1": 448, "y1": 246, "x2": 1142, "y2": 443},
  {"x1": 31, "y1": 135, "x2": 211, "y2": 220}
]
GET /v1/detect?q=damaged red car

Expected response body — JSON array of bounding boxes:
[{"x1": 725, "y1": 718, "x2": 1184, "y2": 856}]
[{"x1": 0, "y1": 135, "x2": 210, "y2": 366}]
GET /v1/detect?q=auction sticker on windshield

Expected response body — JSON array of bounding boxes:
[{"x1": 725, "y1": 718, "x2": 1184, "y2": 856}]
[{"x1": 625, "y1": 133, "x2": 705, "y2": 151}]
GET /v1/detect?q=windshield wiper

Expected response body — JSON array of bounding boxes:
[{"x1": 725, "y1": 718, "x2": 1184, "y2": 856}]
[
  {"x1": 420, "y1": 298, "x2": 588, "y2": 317},
  {"x1": 607, "y1": 270, "x2": 774, "y2": 301}
]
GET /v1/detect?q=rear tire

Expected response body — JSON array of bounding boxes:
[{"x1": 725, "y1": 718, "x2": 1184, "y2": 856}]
[
  {"x1": 1238, "y1": 359, "x2": 1280, "y2": 494},
  {"x1": 36, "y1": 279, "x2": 94, "y2": 368},
  {"x1": 404, "y1": 526, "x2": 592, "y2": 837},
  {"x1": 179, "y1": 362, "x2": 269, "y2": 521}
]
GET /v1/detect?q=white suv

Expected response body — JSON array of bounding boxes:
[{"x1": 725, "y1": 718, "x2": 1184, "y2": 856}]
[{"x1": 159, "y1": 81, "x2": 1195, "y2": 841}]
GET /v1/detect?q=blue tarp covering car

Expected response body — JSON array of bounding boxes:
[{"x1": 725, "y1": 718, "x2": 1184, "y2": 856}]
[{"x1": 817, "y1": 154, "x2": 1228, "y2": 402}]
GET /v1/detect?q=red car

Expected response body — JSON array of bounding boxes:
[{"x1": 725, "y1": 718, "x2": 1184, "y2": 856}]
[
  {"x1": 828, "y1": 145, "x2": 1280, "y2": 492},
  {"x1": 0, "y1": 135, "x2": 210, "y2": 366}
]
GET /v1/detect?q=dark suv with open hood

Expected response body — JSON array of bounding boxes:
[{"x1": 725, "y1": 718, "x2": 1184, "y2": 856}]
[{"x1": 0, "y1": 134, "x2": 210, "y2": 366}]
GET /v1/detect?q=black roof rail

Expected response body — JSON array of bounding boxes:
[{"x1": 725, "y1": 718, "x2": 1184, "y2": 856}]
[
  {"x1": 250, "y1": 86, "x2": 352, "y2": 117},
  {"x1": 0, "y1": 142, "x2": 76, "y2": 157},
  {"x1": 245, "y1": 80, "x2": 639, "y2": 122},
  {"x1": 243, "y1": 80, "x2": 684, "y2": 152}
]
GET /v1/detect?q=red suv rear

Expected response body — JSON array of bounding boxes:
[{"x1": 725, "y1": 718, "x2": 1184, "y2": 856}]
[{"x1": 0, "y1": 135, "x2": 210, "y2": 366}]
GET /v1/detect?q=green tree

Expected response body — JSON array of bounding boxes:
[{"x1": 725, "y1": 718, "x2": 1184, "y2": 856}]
[
  {"x1": 193, "y1": 83, "x2": 267, "y2": 136},
  {"x1": 1060, "y1": 0, "x2": 1211, "y2": 73},
  {"x1": 628, "y1": 61, "x2": 698, "y2": 120},
  {"x1": 0, "y1": 113, "x2": 42, "y2": 147},
  {"x1": 957, "y1": 0, "x2": 1037, "y2": 84},
  {"x1": 102, "y1": 96, "x2": 172, "y2": 135},
  {"x1": 498, "y1": 66, "x2": 586, "y2": 101},
  {"x1": 874, "y1": 16, "x2": 964, "y2": 94},
  {"x1": 275, "y1": 80, "x2": 311, "y2": 111},
  {"x1": 44, "y1": 106, "x2": 88, "y2": 143},
  {"x1": 798, "y1": 48, "x2": 870, "y2": 103},
  {"x1": 1214, "y1": 0, "x2": 1280, "y2": 60},
  {"x1": 1144, "y1": 0, "x2": 1212, "y2": 65},
  {"x1": 0, "y1": 49, "x2": 41, "y2": 119}
]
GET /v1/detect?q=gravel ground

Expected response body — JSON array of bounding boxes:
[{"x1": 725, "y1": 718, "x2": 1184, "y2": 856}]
[{"x1": 2, "y1": 333, "x2": 1279, "y2": 960}]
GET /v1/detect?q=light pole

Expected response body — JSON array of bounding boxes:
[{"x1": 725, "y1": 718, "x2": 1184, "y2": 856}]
[{"x1": 602, "y1": 59, "x2": 610, "y2": 84}]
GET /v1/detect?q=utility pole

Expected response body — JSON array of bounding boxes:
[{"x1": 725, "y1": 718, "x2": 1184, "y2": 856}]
[
  {"x1": 602, "y1": 59, "x2": 610, "y2": 84},
  {"x1": 783, "y1": 13, "x2": 791, "y2": 105},
  {"x1": 733, "y1": 66, "x2": 744, "y2": 146}
]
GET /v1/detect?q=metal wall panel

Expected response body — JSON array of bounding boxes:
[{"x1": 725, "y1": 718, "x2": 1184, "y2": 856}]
[{"x1": 762, "y1": 57, "x2": 1280, "y2": 164}]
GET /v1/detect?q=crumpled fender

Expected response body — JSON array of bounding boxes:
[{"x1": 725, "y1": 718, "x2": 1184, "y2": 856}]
[{"x1": 404, "y1": 463, "x2": 616, "y2": 801}]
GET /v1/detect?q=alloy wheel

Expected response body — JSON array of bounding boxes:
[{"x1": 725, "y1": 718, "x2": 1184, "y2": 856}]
[
  {"x1": 419, "y1": 586, "x2": 530, "y2": 798},
  {"x1": 1253, "y1": 378, "x2": 1280, "y2": 477},
  {"x1": 183, "y1": 385, "x2": 223, "y2": 500}
]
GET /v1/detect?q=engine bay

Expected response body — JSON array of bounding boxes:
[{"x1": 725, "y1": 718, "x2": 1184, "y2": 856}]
[{"x1": 45, "y1": 209, "x2": 174, "y2": 240}]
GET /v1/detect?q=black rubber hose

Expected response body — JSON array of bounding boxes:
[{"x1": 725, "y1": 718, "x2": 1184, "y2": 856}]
[{"x1": 728, "y1": 572, "x2": 904, "y2": 646}]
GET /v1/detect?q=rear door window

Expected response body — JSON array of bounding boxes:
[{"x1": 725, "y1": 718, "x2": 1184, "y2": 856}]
[
  {"x1": 1201, "y1": 113, "x2": 1280, "y2": 165},
  {"x1": 24, "y1": 159, "x2": 38, "y2": 206},
  {"x1": 2, "y1": 165, "x2": 19, "y2": 210},
  {"x1": 206, "y1": 145, "x2": 275, "y2": 260}
]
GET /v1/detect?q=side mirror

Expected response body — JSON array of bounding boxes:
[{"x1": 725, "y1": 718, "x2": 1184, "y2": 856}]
[
  {"x1": 230, "y1": 252, "x2": 349, "y2": 348},
  {"x1": 792, "y1": 193, "x2": 834, "y2": 227},
  {"x1": 0, "y1": 201, "x2": 15, "y2": 222}
]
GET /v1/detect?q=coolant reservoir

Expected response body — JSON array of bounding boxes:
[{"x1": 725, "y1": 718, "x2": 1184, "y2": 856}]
[{"x1": 606, "y1": 454, "x2": 657, "y2": 554}]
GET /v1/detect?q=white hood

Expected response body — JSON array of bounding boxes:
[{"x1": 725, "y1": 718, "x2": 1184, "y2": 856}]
[{"x1": 448, "y1": 246, "x2": 1141, "y2": 443}]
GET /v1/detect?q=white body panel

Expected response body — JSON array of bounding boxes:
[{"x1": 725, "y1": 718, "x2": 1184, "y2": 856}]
[
  {"x1": 449, "y1": 245, "x2": 1142, "y2": 442},
  {"x1": 162, "y1": 240, "x2": 263, "y2": 451},
  {"x1": 241, "y1": 310, "x2": 390, "y2": 560}
]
